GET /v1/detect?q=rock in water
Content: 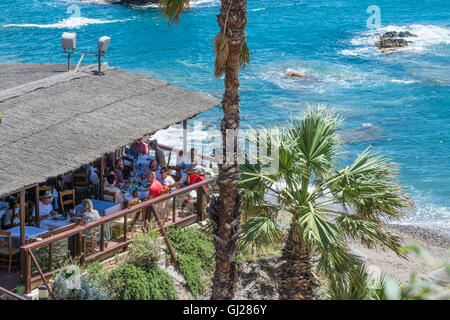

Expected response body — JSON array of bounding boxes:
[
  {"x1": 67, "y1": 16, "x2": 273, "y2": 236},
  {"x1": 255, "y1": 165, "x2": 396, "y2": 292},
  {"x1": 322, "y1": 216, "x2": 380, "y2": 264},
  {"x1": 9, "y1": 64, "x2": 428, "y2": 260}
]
[
  {"x1": 380, "y1": 30, "x2": 417, "y2": 40},
  {"x1": 375, "y1": 38, "x2": 410, "y2": 50},
  {"x1": 287, "y1": 72, "x2": 303, "y2": 78}
]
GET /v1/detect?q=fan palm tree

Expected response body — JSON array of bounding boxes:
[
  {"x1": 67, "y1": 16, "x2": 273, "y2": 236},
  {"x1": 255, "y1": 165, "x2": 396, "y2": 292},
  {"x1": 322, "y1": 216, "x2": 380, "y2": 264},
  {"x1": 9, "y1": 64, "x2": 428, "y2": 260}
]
[
  {"x1": 239, "y1": 106, "x2": 412, "y2": 299},
  {"x1": 159, "y1": 0, "x2": 249, "y2": 299}
]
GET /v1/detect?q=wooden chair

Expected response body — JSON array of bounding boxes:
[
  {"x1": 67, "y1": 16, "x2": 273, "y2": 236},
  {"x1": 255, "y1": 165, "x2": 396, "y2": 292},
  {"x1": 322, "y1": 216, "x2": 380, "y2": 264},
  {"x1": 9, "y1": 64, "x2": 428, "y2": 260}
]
[
  {"x1": 59, "y1": 189, "x2": 76, "y2": 218},
  {"x1": 0, "y1": 230, "x2": 20, "y2": 273},
  {"x1": 103, "y1": 190, "x2": 117, "y2": 203},
  {"x1": 127, "y1": 200, "x2": 143, "y2": 236},
  {"x1": 10, "y1": 201, "x2": 29, "y2": 228},
  {"x1": 168, "y1": 166, "x2": 182, "y2": 181},
  {"x1": 91, "y1": 178, "x2": 100, "y2": 199},
  {"x1": 72, "y1": 172, "x2": 90, "y2": 203},
  {"x1": 122, "y1": 156, "x2": 135, "y2": 174}
]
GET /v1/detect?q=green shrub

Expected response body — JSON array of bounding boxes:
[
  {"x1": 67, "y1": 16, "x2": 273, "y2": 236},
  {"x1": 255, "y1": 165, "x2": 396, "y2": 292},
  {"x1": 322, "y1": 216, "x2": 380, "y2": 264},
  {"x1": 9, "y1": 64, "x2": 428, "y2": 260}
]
[
  {"x1": 109, "y1": 264, "x2": 152, "y2": 300},
  {"x1": 128, "y1": 233, "x2": 159, "y2": 271},
  {"x1": 177, "y1": 254, "x2": 204, "y2": 297},
  {"x1": 108, "y1": 263, "x2": 177, "y2": 300},
  {"x1": 166, "y1": 227, "x2": 215, "y2": 297},
  {"x1": 146, "y1": 268, "x2": 178, "y2": 300}
]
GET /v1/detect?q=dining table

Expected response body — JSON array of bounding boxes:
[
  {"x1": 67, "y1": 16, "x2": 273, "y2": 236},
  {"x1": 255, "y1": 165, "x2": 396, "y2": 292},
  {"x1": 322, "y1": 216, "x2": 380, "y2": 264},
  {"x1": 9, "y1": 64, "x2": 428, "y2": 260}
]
[
  {"x1": 0, "y1": 226, "x2": 48, "y2": 248},
  {"x1": 39, "y1": 216, "x2": 72, "y2": 231},
  {"x1": 74, "y1": 199, "x2": 121, "y2": 217}
]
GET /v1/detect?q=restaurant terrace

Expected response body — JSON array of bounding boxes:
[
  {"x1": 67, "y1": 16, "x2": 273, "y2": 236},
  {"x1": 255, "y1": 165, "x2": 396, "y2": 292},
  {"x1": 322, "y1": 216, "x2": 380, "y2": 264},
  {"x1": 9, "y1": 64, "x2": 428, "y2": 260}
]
[{"x1": 0, "y1": 64, "x2": 220, "y2": 297}]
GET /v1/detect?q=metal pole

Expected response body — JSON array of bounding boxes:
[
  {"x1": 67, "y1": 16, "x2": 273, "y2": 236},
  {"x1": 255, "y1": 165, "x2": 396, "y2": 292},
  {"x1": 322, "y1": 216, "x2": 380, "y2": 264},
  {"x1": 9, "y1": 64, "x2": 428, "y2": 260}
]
[
  {"x1": 183, "y1": 119, "x2": 188, "y2": 155},
  {"x1": 98, "y1": 51, "x2": 101, "y2": 73},
  {"x1": 68, "y1": 52, "x2": 71, "y2": 71}
]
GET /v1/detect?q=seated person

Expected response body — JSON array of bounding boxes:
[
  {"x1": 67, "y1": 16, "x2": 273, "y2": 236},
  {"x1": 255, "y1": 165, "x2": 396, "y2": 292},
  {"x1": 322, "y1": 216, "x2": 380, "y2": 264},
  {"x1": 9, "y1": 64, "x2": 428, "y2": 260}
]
[
  {"x1": 114, "y1": 159, "x2": 125, "y2": 184},
  {"x1": 143, "y1": 160, "x2": 163, "y2": 182},
  {"x1": 176, "y1": 150, "x2": 190, "y2": 170},
  {"x1": 189, "y1": 168, "x2": 206, "y2": 185},
  {"x1": 149, "y1": 139, "x2": 167, "y2": 167},
  {"x1": 32, "y1": 191, "x2": 58, "y2": 223},
  {"x1": 160, "y1": 167, "x2": 175, "y2": 187},
  {"x1": 130, "y1": 190, "x2": 141, "y2": 204},
  {"x1": 130, "y1": 138, "x2": 149, "y2": 156},
  {"x1": 0, "y1": 196, "x2": 18, "y2": 229},
  {"x1": 104, "y1": 173, "x2": 127, "y2": 209},
  {"x1": 147, "y1": 172, "x2": 163, "y2": 198},
  {"x1": 74, "y1": 199, "x2": 101, "y2": 225}
]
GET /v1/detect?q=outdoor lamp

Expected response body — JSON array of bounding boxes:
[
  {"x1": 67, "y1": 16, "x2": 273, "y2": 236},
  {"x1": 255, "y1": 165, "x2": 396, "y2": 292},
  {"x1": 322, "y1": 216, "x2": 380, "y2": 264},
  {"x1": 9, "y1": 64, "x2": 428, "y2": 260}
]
[
  {"x1": 97, "y1": 36, "x2": 111, "y2": 73},
  {"x1": 62, "y1": 32, "x2": 77, "y2": 71},
  {"x1": 38, "y1": 285, "x2": 48, "y2": 300},
  {"x1": 62, "y1": 32, "x2": 77, "y2": 50}
]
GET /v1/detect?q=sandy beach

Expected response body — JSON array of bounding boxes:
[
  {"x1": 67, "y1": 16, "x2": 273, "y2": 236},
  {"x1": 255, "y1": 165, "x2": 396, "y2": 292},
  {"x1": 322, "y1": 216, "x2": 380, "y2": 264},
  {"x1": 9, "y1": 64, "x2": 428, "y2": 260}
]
[{"x1": 348, "y1": 224, "x2": 450, "y2": 284}]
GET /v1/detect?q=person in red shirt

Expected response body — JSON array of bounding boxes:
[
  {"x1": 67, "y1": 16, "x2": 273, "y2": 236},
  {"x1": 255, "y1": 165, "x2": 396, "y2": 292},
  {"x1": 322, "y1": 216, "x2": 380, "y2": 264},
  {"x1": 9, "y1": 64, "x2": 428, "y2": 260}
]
[{"x1": 147, "y1": 172, "x2": 163, "y2": 198}]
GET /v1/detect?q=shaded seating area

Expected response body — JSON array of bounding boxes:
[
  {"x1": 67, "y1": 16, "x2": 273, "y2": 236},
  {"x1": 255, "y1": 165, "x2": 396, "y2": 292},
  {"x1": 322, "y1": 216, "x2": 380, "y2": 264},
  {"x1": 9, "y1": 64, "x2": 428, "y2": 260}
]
[{"x1": 0, "y1": 63, "x2": 219, "y2": 295}]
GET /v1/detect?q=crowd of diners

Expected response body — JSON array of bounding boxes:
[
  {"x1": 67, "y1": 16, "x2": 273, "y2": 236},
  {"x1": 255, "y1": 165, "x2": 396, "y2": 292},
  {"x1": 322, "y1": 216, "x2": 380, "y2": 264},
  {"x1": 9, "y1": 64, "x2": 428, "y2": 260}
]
[{"x1": 0, "y1": 138, "x2": 215, "y2": 232}]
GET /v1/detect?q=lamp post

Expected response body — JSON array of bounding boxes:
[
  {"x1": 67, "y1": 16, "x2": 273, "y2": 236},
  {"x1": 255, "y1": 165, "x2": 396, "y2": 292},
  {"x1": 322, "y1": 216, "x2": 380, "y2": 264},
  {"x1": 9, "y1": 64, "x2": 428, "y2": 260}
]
[{"x1": 61, "y1": 33, "x2": 111, "y2": 73}]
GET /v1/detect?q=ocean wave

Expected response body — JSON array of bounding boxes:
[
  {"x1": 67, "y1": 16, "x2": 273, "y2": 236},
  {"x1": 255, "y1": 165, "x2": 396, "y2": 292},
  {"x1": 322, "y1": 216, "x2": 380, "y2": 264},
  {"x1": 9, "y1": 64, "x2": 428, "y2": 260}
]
[
  {"x1": 2, "y1": 16, "x2": 133, "y2": 29},
  {"x1": 340, "y1": 24, "x2": 450, "y2": 57}
]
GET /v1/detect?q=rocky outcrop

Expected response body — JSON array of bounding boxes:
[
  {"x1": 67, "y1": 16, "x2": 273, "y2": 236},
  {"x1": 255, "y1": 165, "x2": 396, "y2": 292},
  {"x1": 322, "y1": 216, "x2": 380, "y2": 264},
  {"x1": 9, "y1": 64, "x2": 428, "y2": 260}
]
[
  {"x1": 375, "y1": 30, "x2": 417, "y2": 52},
  {"x1": 234, "y1": 255, "x2": 284, "y2": 300},
  {"x1": 287, "y1": 72, "x2": 303, "y2": 78}
]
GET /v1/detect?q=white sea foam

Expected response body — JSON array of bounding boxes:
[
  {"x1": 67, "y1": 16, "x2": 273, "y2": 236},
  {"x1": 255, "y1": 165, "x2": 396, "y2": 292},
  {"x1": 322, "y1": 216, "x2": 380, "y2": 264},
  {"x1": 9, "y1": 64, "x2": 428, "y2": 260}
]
[
  {"x1": 340, "y1": 24, "x2": 450, "y2": 57},
  {"x1": 2, "y1": 16, "x2": 133, "y2": 29},
  {"x1": 390, "y1": 79, "x2": 418, "y2": 84}
]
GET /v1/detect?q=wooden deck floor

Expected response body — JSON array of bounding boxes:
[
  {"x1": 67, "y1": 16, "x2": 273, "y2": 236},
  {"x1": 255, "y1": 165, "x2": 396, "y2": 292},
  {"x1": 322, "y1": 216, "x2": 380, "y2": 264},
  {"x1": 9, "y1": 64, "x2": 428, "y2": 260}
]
[{"x1": 0, "y1": 269, "x2": 21, "y2": 292}]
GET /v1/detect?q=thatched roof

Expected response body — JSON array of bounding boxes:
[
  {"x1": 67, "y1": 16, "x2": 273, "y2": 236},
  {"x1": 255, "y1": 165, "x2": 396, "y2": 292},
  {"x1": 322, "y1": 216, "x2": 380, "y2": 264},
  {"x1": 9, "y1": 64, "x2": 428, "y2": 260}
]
[{"x1": 0, "y1": 64, "x2": 220, "y2": 196}]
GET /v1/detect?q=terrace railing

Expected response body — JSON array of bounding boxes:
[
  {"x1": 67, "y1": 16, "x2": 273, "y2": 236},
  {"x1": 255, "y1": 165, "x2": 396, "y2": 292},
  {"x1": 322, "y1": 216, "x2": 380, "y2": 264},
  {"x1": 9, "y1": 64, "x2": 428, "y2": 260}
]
[{"x1": 19, "y1": 177, "x2": 214, "y2": 295}]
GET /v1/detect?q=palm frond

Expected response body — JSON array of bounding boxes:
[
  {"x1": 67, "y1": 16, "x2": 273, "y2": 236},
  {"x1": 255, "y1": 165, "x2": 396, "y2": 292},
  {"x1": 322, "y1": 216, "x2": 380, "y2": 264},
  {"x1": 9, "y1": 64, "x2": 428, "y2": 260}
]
[
  {"x1": 294, "y1": 198, "x2": 343, "y2": 251},
  {"x1": 286, "y1": 105, "x2": 342, "y2": 177},
  {"x1": 159, "y1": 0, "x2": 190, "y2": 24},
  {"x1": 239, "y1": 40, "x2": 253, "y2": 70},
  {"x1": 239, "y1": 211, "x2": 283, "y2": 251},
  {"x1": 337, "y1": 215, "x2": 406, "y2": 257},
  {"x1": 213, "y1": 32, "x2": 230, "y2": 77},
  {"x1": 329, "y1": 147, "x2": 413, "y2": 221}
]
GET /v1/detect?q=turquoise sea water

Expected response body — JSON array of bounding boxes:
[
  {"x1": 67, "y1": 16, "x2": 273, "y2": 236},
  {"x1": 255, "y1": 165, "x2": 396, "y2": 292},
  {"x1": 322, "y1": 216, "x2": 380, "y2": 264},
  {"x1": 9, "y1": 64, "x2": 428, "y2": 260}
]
[{"x1": 1, "y1": 0, "x2": 449, "y2": 231}]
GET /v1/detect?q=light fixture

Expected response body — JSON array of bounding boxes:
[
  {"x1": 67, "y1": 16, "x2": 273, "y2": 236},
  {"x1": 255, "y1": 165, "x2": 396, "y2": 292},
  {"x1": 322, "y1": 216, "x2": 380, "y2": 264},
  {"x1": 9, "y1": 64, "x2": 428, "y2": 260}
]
[
  {"x1": 62, "y1": 32, "x2": 77, "y2": 71},
  {"x1": 61, "y1": 33, "x2": 111, "y2": 73}
]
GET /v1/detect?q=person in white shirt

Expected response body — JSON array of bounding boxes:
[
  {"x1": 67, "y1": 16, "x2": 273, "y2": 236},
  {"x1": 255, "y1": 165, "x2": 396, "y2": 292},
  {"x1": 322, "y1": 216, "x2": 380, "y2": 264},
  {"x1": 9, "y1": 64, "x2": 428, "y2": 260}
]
[
  {"x1": 32, "y1": 191, "x2": 57, "y2": 222},
  {"x1": 160, "y1": 167, "x2": 175, "y2": 187},
  {"x1": 104, "y1": 173, "x2": 127, "y2": 209}
]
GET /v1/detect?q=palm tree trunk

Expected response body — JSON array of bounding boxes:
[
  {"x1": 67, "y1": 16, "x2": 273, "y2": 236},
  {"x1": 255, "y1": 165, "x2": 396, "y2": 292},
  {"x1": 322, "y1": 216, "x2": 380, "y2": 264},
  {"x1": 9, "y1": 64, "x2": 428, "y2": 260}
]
[
  {"x1": 208, "y1": 0, "x2": 247, "y2": 300},
  {"x1": 279, "y1": 214, "x2": 316, "y2": 300}
]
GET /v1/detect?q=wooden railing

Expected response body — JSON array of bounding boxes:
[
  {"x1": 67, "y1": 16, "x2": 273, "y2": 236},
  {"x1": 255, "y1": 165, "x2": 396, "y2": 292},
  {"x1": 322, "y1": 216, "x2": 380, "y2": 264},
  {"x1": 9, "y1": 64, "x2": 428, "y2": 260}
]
[
  {"x1": 20, "y1": 177, "x2": 214, "y2": 294},
  {"x1": 158, "y1": 143, "x2": 216, "y2": 169},
  {"x1": 0, "y1": 286, "x2": 27, "y2": 300}
]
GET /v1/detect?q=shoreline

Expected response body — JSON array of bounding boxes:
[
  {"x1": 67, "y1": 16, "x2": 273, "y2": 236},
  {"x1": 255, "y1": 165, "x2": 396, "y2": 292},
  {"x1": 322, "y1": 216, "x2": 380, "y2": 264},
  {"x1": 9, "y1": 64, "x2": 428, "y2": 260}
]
[{"x1": 348, "y1": 223, "x2": 450, "y2": 284}]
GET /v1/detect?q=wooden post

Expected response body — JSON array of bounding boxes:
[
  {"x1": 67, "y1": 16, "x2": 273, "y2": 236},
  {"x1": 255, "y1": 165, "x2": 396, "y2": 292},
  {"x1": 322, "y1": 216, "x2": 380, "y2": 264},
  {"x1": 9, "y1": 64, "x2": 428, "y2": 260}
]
[
  {"x1": 19, "y1": 189, "x2": 25, "y2": 246},
  {"x1": 150, "y1": 205, "x2": 178, "y2": 268},
  {"x1": 34, "y1": 185, "x2": 40, "y2": 228},
  {"x1": 48, "y1": 243, "x2": 53, "y2": 272},
  {"x1": 123, "y1": 214, "x2": 128, "y2": 242},
  {"x1": 197, "y1": 187, "x2": 206, "y2": 221},
  {"x1": 28, "y1": 248, "x2": 55, "y2": 300},
  {"x1": 21, "y1": 248, "x2": 31, "y2": 294},
  {"x1": 81, "y1": 235, "x2": 86, "y2": 264},
  {"x1": 172, "y1": 195, "x2": 177, "y2": 223},
  {"x1": 100, "y1": 224, "x2": 105, "y2": 251},
  {"x1": 99, "y1": 156, "x2": 104, "y2": 200},
  {"x1": 183, "y1": 119, "x2": 188, "y2": 155}
]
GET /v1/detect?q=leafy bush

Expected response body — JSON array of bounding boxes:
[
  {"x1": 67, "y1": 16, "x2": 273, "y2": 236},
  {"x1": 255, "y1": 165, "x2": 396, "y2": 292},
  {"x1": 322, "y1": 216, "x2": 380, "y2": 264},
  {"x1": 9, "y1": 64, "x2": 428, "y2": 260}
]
[
  {"x1": 146, "y1": 267, "x2": 178, "y2": 300},
  {"x1": 52, "y1": 268, "x2": 111, "y2": 300},
  {"x1": 108, "y1": 263, "x2": 177, "y2": 300},
  {"x1": 166, "y1": 227, "x2": 215, "y2": 297},
  {"x1": 177, "y1": 253, "x2": 204, "y2": 297},
  {"x1": 128, "y1": 233, "x2": 159, "y2": 271}
]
